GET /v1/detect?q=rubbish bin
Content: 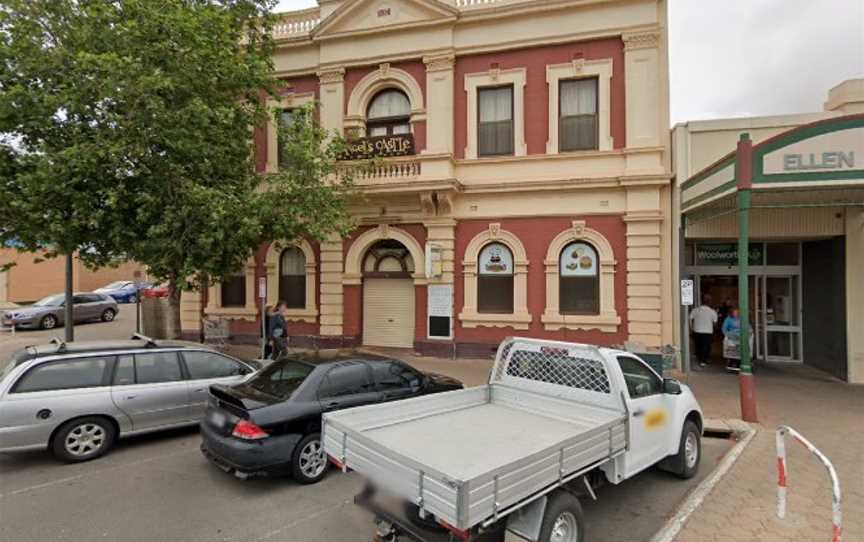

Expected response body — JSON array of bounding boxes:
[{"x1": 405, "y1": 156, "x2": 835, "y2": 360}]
[{"x1": 140, "y1": 295, "x2": 171, "y2": 339}]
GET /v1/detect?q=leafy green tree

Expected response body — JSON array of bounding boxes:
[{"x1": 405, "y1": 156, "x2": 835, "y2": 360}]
[{"x1": 0, "y1": 1, "x2": 356, "y2": 338}]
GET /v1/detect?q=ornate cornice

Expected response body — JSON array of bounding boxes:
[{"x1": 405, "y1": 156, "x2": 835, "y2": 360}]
[
  {"x1": 316, "y1": 67, "x2": 345, "y2": 84},
  {"x1": 423, "y1": 53, "x2": 455, "y2": 73},
  {"x1": 622, "y1": 30, "x2": 661, "y2": 51}
]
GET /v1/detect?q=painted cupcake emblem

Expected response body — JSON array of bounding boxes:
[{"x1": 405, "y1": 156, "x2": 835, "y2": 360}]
[{"x1": 484, "y1": 246, "x2": 508, "y2": 272}]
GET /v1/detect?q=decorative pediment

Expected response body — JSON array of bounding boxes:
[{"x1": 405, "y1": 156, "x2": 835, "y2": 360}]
[{"x1": 313, "y1": 0, "x2": 457, "y2": 39}]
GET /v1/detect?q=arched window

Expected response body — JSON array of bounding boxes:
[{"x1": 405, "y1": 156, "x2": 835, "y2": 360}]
[
  {"x1": 366, "y1": 89, "x2": 411, "y2": 137},
  {"x1": 559, "y1": 242, "x2": 599, "y2": 314},
  {"x1": 477, "y1": 242, "x2": 514, "y2": 313},
  {"x1": 279, "y1": 247, "x2": 306, "y2": 309}
]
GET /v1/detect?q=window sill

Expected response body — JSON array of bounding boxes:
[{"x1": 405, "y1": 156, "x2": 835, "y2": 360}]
[
  {"x1": 459, "y1": 310, "x2": 532, "y2": 330},
  {"x1": 283, "y1": 308, "x2": 318, "y2": 323},
  {"x1": 541, "y1": 311, "x2": 621, "y2": 332},
  {"x1": 205, "y1": 306, "x2": 258, "y2": 320}
]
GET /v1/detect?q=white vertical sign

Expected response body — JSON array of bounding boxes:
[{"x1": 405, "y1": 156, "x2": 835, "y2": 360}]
[{"x1": 681, "y1": 279, "x2": 694, "y2": 306}]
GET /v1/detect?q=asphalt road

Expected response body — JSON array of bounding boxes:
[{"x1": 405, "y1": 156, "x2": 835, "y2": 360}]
[{"x1": 0, "y1": 313, "x2": 732, "y2": 542}]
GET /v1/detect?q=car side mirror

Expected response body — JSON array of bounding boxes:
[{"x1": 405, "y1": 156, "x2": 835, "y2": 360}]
[{"x1": 664, "y1": 378, "x2": 682, "y2": 395}]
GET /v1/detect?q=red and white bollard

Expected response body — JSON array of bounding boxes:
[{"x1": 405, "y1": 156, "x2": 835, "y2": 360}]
[{"x1": 776, "y1": 425, "x2": 842, "y2": 542}]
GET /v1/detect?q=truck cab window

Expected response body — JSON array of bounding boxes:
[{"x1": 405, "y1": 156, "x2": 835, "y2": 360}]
[{"x1": 616, "y1": 356, "x2": 662, "y2": 398}]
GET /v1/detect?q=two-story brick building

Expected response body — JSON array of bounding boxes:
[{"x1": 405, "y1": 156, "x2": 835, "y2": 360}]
[{"x1": 180, "y1": 0, "x2": 675, "y2": 357}]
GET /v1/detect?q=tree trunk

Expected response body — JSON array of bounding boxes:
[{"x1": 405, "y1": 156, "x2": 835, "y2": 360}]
[{"x1": 165, "y1": 278, "x2": 183, "y2": 340}]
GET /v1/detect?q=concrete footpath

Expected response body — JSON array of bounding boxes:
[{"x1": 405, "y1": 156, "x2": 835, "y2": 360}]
[{"x1": 235, "y1": 346, "x2": 863, "y2": 541}]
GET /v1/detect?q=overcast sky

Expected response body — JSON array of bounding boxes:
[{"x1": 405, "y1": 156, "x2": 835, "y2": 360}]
[{"x1": 275, "y1": 0, "x2": 864, "y2": 125}]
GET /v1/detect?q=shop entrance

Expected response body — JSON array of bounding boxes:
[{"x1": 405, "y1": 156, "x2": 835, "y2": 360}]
[
  {"x1": 686, "y1": 242, "x2": 804, "y2": 364},
  {"x1": 361, "y1": 240, "x2": 416, "y2": 349}
]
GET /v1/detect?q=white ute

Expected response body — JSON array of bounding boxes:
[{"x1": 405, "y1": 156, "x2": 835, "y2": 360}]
[{"x1": 323, "y1": 337, "x2": 703, "y2": 542}]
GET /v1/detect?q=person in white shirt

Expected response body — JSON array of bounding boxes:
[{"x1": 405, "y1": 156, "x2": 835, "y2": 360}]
[{"x1": 690, "y1": 294, "x2": 718, "y2": 367}]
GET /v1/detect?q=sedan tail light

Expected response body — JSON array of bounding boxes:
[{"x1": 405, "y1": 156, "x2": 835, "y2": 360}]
[{"x1": 231, "y1": 420, "x2": 269, "y2": 440}]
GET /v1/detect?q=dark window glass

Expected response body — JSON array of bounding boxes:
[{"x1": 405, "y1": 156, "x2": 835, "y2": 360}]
[
  {"x1": 319, "y1": 363, "x2": 374, "y2": 398},
  {"x1": 221, "y1": 275, "x2": 246, "y2": 307},
  {"x1": 278, "y1": 108, "x2": 296, "y2": 169},
  {"x1": 478, "y1": 86, "x2": 513, "y2": 156},
  {"x1": 616, "y1": 356, "x2": 662, "y2": 398},
  {"x1": 767, "y1": 242, "x2": 799, "y2": 266},
  {"x1": 428, "y1": 316, "x2": 450, "y2": 338},
  {"x1": 246, "y1": 361, "x2": 313, "y2": 399},
  {"x1": 134, "y1": 352, "x2": 183, "y2": 384},
  {"x1": 183, "y1": 351, "x2": 247, "y2": 380},
  {"x1": 366, "y1": 89, "x2": 411, "y2": 137},
  {"x1": 72, "y1": 295, "x2": 89, "y2": 305},
  {"x1": 559, "y1": 78, "x2": 598, "y2": 151},
  {"x1": 279, "y1": 247, "x2": 306, "y2": 309},
  {"x1": 370, "y1": 361, "x2": 421, "y2": 391},
  {"x1": 477, "y1": 242, "x2": 514, "y2": 313},
  {"x1": 114, "y1": 355, "x2": 135, "y2": 385},
  {"x1": 559, "y1": 242, "x2": 599, "y2": 315},
  {"x1": 13, "y1": 356, "x2": 112, "y2": 393}
]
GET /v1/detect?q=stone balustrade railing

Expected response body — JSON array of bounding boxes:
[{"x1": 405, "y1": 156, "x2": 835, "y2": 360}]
[
  {"x1": 272, "y1": 9, "x2": 321, "y2": 38},
  {"x1": 356, "y1": 159, "x2": 422, "y2": 181}
]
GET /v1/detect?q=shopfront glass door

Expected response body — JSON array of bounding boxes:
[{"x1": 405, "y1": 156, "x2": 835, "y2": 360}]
[{"x1": 759, "y1": 275, "x2": 801, "y2": 362}]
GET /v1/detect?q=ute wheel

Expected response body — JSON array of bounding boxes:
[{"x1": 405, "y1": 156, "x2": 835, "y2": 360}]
[
  {"x1": 291, "y1": 433, "x2": 328, "y2": 484},
  {"x1": 404, "y1": 502, "x2": 446, "y2": 532},
  {"x1": 101, "y1": 308, "x2": 116, "y2": 322},
  {"x1": 41, "y1": 314, "x2": 58, "y2": 330},
  {"x1": 52, "y1": 417, "x2": 115, "y2": 463},
  {"x1": 538, "y1": 491, "x2": 585, "y2": 542},
  {"x1": 672, "y1": 420, "x2": 701, "y2": 479}
]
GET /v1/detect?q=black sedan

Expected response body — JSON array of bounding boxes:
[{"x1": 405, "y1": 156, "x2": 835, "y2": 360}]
[{"x1": 200, "y1": 352, "x2": 463, "y2": 484}]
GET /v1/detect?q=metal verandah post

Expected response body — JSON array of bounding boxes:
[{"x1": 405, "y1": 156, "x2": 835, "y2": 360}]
[{"x1": 736, "y1": 133, "x2": 757, "y2": 422}]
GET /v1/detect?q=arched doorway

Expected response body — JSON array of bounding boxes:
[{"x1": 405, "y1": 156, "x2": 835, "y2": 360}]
[{"x1": 362, "y1": 239, "x2": 415, "y2": 348}]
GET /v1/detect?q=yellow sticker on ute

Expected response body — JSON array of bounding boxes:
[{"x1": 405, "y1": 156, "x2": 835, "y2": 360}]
[{"x1": 644, "y1": 409, "x2": 667, "y2": 430}]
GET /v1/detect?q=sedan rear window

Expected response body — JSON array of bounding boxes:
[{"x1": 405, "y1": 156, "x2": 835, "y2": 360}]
[
  {"x1": 246, "y1": 361, "x2": 313, "y2": 399},
  {"x1": 12, "y1": 356, "x2": 113, "y2": 393}
]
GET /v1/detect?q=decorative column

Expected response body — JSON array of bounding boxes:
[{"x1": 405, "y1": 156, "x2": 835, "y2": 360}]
[
  {"x1": 316, "y1": 67, "x2": 345, "y2": 134},
  {"x1": 622, "y1": 30, "x2": 662, "y2": 150},
  {"x1": 318, "y1": 232, "x2": 344, "y2": 338},
  {"x1": 624, "y1": 187, "x2": 665, "y2": 348},
  {"x1": 423, "y1": 53, "x2": 455, "y2": 156}
]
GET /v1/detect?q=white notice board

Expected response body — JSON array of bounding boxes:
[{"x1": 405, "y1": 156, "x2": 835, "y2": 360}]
[
  {"x1": 681, "y1": 279, "x2": 694, "y2": 306},
  {"x1": 427, "y1": 284, "x2": 453, "y2": 317}
]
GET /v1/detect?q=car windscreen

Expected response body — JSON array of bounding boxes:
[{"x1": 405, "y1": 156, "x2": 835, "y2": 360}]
[
  {"x1": 103, "y1": 281, "x2": 130, "y2": 289},
  {"x1": 32, "y1": 294, "x2": 64, "y2": 307},
  {"x1": 245, "y1": 361, "x2": 314, "y2": 399}
]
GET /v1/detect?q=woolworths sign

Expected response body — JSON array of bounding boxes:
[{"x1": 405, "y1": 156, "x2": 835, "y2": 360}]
[{"x1": 695, "y1": 244, "x2": 763, "y2": 266}]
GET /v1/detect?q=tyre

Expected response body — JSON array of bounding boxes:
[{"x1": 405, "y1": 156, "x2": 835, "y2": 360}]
[
  {"x1": 291, "y1": 433, "x2": 328, "y2": 484},
  {"x1": 52, "y1": 417, "x2": 116, "y2": 462},
  {"x1": 101, "y1": 308, "x2": 116, "y2": 322},
  {"x1": 40, "y1": 314, "x2": 58, "y2": 330},
  {"x1": 404, "y1": 502, "x2": 446, "y2": 532},
  {"x1": 672, "y1": 420, "x2": 701, "y2": 479},
  {"x1": 537, "y1": 491, "x2": 585, "y2": 542}
]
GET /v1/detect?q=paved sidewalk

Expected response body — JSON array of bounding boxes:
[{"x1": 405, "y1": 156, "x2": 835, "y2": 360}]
[
  {"x1": 228, "y1": 345, "x2": 862, "y2": 541},
  {"x1": 674, "y1": 363, "x2": 863, "y2": 542}
]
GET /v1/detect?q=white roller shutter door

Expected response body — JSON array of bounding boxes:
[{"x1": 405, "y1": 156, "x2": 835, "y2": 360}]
[{"x1": 363, "y1": 278, "x2": 415, "y2": 348}]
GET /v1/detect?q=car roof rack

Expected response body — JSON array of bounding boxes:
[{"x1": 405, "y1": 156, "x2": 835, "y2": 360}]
[
  {"x1": 130, "y1": 333, "x2": 158, "y2": 348},
  {"x1": 49, "y1": 336, "x2": 67, "y2": 353}
]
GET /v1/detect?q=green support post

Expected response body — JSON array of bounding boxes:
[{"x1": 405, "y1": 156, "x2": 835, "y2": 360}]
[{"x1": 736, "y1": 133, "x2": 758, "y2": 422}]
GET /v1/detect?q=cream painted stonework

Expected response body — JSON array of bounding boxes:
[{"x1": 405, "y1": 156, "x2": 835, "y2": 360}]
[
  {"x1": 266, "y1": 91, "x2": 316, "y2": 173},
  {"x1": 541, "y1": 221, "x2": 621, "y2": 332},
  {"x1": 343, "y1": 224, "x2": 426, "y2": 285},
  {"x1": 546, "y1": 59, "x2": 614, "y2": 154},
  {"x1": 206, "y1": 259, "x2": 258, "y2": 320},
  {"x1": 264, "y1": 240, "x2": 318, "y2": 322},
  {"x1": 459, "y1": 223, "x2": 531, "y2": 330}
]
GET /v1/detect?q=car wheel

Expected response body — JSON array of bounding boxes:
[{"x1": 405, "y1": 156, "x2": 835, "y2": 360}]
[
  {"x1": 538, "y1": 491, "x2": 585, "y2": 542},
  {"x1": 101, "y1": 308, "x2": 116, "y2": 322},
  {"x1": 672, "y1": 420, "x2": 701, "y2": 479},
  {"x1": 40, "y1": 314, "x2": 58, "y2": 330},
  {"x1": 52, "y1": 417, "x2": 116, "y2": 463},
  {"x1": 291, "y1": 433, "x2": 328, "y2": 484}
]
